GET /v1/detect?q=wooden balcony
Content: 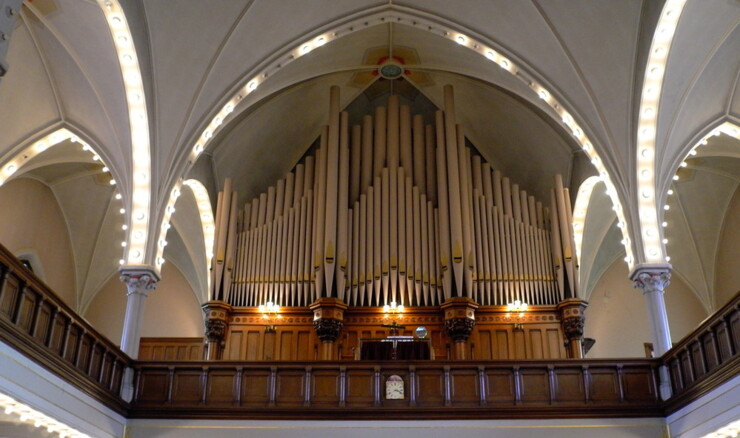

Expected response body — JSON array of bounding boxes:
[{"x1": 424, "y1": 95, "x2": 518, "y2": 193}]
[
  {"x1": 0, "y1": 242, "x2": 737, "y2": 420},
  {"x1": 0, "y1": 244, "x2": 131, "y2": 414},
  {"x1": 129, "y1": 358, "x2": 662, "y2": 419}
]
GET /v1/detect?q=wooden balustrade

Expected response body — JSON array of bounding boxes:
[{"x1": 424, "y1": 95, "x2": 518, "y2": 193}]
[
  {"x1": 662, "y1": 291, "x2": 739, "y2": 413},
  {"x1": 0, "y1": 244, "x2": 130, "y2": 413},
  {"x1": 129, "y1": 359, "x2": 661, "y2": 419}
]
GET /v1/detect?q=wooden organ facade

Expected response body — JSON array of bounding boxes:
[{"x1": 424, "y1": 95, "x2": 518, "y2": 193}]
[{"x1": 190, "y1": 85, "x2": 588, "y2": 362}]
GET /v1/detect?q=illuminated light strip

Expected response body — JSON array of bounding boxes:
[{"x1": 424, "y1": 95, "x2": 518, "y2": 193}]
[
  {"x1": 0, "y1": 392, "x2": 91, "y2": 438},
  {"x1": 571, "y1": 176, "x2": 604, "y2": 262},
  {"x1": 636, "y1": 0, "x2": 687, "y2": 263},
  {"x1": 153, "y1": 181, "x2": 181, "y2": 270},
  {"x1": 0, "y1": 128, "x2": 128, "y2": 257},
  {"x1": 157, "y1": 10, "x2": 634, "y2": 269},
  {"x1": 153, "y1": 180, "x2": 216, "y2": 293},
  {"x1": 181, "y1": 180, "x2": 215, "y2": 288},
  {"x1": 699, "y1": 419, "x2": 740, "y2": 438},
  {"x1": 661, "y1": 121, "x2": 740, "y2": 263},
  {"x1": 97, "y1": 0, "x2": 151, "y2": 266}
]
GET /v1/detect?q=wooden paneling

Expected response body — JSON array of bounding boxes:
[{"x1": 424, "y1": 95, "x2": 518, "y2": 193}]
[
  {"x1": 179, "y1": 305, "x2": 568, "y2": 362},
  {"x1": 622, "y1": 367, "x2": 657, "y2": 402},
  {"x1": 130, "y1": 359, "x2": 662, "y2": 419},
  {"x1": 171, "y1": 369, "x2": 203, "y2": 405},
  {"x1": 241, "y1": 369, "x2": 271, "y2": 406},
  {"x1": 449, "y1": 368, "x2": 479, "y2": 405},
  {"x1": 484, "y1": 368, "x2": 515, "y2": 404},
  {"x1": 275, "y1": 369, "x2": 305, "y2": 406},
  {"x1": 139, "y1": 338, "x2": 204, "y2": 361},
  {"x1": 588, "y1": 367, "x2": 620, "y2": 403},
  {"x1": 345, "y1": 368, "x2": 374, "y2": 406},
  {"x1": 0, "y1": 271, "x2": 20, "y2": 318}
]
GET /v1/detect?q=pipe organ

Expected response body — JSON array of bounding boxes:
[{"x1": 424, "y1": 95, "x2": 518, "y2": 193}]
[{"x1": 209, "y1": 85, "x2": 580, "y2": 310}]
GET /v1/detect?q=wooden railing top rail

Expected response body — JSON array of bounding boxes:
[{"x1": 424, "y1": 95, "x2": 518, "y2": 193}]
[{"x1": 133, "y1": 357, "x2": 660, "y2": 367}]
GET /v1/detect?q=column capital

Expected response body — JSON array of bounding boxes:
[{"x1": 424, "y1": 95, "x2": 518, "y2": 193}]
[
  {"x1": 119, "y1": 266, "x2": 160, "y2": 296},
  {"x1": 629, "y1": 263, "x2": 671, "y2": 294},
  {"x1": 441, "y1": 297, "x2": 479, "y2": 343}
]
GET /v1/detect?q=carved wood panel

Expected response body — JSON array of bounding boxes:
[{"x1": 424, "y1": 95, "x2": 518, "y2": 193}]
[{"x1": 131, "y1": 360, "x2": 663, "y2": 418}]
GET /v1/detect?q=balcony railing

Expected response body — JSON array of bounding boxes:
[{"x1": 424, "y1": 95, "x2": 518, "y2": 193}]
[
  {"x1": 129, "y1": 358, "x2": 661, "y2": 419},
  {"x1": 0, "y1": 244, "x2": 131, "y2": 414},
  {"x1": 662, "y1": 291, "x2": 739, "y2": 413}
]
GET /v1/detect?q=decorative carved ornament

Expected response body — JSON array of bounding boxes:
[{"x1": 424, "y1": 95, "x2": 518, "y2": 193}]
[
  {"x1": 204, "y1": 319, "x2": 227, "y2": 342},
  {"x1": 632, "y1": 270, "x2": 671, "y2": 294},
  {"x1": 445, "y1": 317, "x2": 475, "y2": 342},
  {"x1": 476, "y1": 314, "x2": 558, "y2": 323},
  {"x1": 313, "y1": 318, "x2": 344, "y2": 342},
  {"x1": 562, "y1": 315, "x2": 585, "y2": 340},
  {"x1": 119, "y1": 271, "x2": 158, "y2": 296}
]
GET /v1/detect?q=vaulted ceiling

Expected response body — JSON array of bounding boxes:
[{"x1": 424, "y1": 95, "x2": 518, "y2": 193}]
[{"x1": 0, "y1": 0, "x2": 737, "y2": 311}]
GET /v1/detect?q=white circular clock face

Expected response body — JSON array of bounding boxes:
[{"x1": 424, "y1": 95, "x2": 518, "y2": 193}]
[{"x1": 415, "y1": 326, "x2": 428, "y2": 339}]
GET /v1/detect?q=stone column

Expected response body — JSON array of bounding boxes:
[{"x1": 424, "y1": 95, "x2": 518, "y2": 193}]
[
  {"x1": 557, "y1": 298, "x2": 588, "y2": 358},
  {"x1": 441, "y1": 297, "x2": 478, "y2": 360},
  {"x1": 630, "y1": 263, "x2": 673, "y2": 400},
  {"x1": 119, "y1": 267, "x2": 159, "y2": 358},
  {"x1": 202, "y1": 301, "x2": 232, "y2": 360},
  {"x1": 119, "y1": 267, "x2": 159, "y2": 402},
  {"x1": 310, "y1": 297, "x2": 347, "y2": 360}
]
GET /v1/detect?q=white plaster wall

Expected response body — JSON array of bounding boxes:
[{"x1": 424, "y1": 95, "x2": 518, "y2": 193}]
[{"x1": 0, "y1": 341, "x2": 126, "y2": 438}]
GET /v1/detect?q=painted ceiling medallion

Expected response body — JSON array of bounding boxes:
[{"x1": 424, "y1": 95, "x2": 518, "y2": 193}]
[{"x1": 379, "y1": 61, "x2": 404, "y2": 79}]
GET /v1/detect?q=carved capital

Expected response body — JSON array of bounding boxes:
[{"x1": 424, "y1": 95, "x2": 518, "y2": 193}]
[
  {"x1": 445, "y1": 317, "x2": 475, "y2": 342},
  {"x1": 557, "y1": 298, "x2": 588, "y2": 343},
  {"x1": 562, "y1": 315, "x2": 585, "y2": 340},
  {"x1": 201, "y1": 300, "x2": 232, "y2": 344},
  {"x1": 119, "y1": 267, "x2": 160, "y2": 296},
  {"x1": 205, "y1": 319, "x2": 227, "y2": 342},
  {"x1": 631, "y1": 270, "x2": 671, "y2": 293},
  {"x1": 313, "y1": 318, "x2": 343, "y2": 342}
]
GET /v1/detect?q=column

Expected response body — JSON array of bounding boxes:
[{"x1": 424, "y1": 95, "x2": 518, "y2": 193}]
[
  {"x1": 118, "y1": 267, "x2": 159, "y2": 402},
  {"x1": 630, "y1": 263, "x2": 672, "y2": 400},
  {"x1": 202, "y1": 301, "x2": 232, "y2": 360},
  {"x1": 119, "y1": 267, "x2": 159, "y2": 358},
  {"x1": 441, "y1": 297, "x2": 478, "y2": 360},
  {"x1": 557, "y1": 298, "x2": 588, "y2": 358},
  {"x1": 310, "y1": 297, "x2": 347, "y2": 360}
]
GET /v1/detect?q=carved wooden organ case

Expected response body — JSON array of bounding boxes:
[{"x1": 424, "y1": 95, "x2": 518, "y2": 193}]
[{"x1": 199, "y1": 85, "x2": 586, "y2": 361}]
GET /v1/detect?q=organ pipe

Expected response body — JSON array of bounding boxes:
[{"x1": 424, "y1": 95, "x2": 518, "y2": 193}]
[{"x1": 215, "y1": 85, "x2": 579, "y2": 308}]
